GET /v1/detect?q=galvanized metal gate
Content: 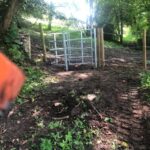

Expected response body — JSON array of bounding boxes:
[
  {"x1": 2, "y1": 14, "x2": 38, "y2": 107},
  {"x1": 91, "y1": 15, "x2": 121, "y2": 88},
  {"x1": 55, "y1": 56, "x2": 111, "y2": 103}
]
[{"x1": 49, "y1": 29, "x2": 97, "y2": 70}]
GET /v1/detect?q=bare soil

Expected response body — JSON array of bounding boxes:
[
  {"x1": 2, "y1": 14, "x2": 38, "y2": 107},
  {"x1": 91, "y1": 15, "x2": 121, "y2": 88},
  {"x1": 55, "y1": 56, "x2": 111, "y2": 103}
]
[{"x1": 0, "y1": 51, "x2": 150, "y2": 150}]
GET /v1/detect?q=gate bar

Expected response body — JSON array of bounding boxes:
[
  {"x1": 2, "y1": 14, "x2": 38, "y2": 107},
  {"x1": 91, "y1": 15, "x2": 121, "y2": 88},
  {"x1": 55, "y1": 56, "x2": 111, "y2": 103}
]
[
  {"x1": 90, "y1": 29, "x2": 94, "y2": 64},
  {"x1": 54, "y1": 34, "x2": 58, "y2": 64},
  {"x1": 63, "y1": 33, "x2": 68, "y2": 71},
  {"x1": 81, "y1": 31, "x2": 84, "y2": 63}
]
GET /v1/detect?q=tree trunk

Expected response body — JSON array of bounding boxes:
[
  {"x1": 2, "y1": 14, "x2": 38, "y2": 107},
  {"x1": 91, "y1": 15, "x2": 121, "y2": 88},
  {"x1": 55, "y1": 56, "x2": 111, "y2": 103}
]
[
  {"x1": 120, "y1": 6, "x2": 123, "y2": 44},
  {"x1": 117, "y1": 0, "x2": 123, "y2": 44},
  {"x1": 0, "y1": 0, "x2": 19, "y2": 34},
  {"x1": 120, "y1": 20, "x2": 123, "y2": 44}
]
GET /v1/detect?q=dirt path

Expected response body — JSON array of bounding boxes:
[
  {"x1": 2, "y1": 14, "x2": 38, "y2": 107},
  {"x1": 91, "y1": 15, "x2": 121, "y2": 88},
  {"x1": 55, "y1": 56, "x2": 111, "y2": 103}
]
[
  {"x1": 108, "y1": 86, "x2": 150, "y2": 149},
  {"x1": 44, "y1": 63, "x2": 150, "y2": 149},
  {"x1": 90, "y1": 64, "x2": 150, "y2": 150},
  {"x1": 0, "y1": 60, "x2": 150, "y2": 149},
  {"x1": 30, "y1": 47, "x2": 150, "y2": 149}
]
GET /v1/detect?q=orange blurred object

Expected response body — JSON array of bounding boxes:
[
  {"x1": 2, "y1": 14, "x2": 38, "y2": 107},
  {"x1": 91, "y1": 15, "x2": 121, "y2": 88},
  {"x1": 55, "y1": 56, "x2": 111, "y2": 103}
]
[{"x1": 0, "y1": 52, "x2": 25, "y2": 109}]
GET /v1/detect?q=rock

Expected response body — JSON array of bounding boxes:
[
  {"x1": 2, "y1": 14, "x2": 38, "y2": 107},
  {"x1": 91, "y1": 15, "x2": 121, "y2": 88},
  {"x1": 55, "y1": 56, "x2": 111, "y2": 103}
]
[{"x1": 87, "y1": 94, "x2": 96, "y2": 101}]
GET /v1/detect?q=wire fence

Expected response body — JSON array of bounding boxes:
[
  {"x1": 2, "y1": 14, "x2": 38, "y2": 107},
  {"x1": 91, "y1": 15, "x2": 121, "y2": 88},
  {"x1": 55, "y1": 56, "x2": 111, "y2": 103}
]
[
  {"x1": 102, "y1": 31, "x2": 150, "y2": 66},
  {"x1": 33, "y1": 26, "x2": 150, "y2": 69}
]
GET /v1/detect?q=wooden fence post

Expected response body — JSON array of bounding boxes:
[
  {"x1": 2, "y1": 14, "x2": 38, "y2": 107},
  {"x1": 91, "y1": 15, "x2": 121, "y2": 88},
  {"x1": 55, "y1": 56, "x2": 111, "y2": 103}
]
[
  {"x1": 97, "y1": 28, "x2": 101, "y2": 67},
  {"x1": 39, "y1": 23, "x2": 47, "y2": 62},
  {"x1": 143, "y1": 29, "x2": 147, "y2": 70},
  {"x1": 100, "y1": 28, "x2": 105, "y2": 67}
]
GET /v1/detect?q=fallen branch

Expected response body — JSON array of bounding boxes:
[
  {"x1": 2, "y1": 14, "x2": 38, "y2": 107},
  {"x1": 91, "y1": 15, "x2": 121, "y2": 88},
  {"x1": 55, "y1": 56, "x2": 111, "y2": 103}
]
[
  {"x1": 84, "y1": 99, "x2": 102, "y2": 119},
  {"x1": 52, "y1": 115, "x2": 69, "y2": 120}
]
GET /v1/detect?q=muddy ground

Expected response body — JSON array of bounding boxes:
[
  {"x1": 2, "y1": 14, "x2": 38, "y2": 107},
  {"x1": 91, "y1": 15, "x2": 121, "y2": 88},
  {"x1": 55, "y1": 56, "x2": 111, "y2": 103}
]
[{"x1": 0, "y1": 49, "x2": 150, "y2": 150}]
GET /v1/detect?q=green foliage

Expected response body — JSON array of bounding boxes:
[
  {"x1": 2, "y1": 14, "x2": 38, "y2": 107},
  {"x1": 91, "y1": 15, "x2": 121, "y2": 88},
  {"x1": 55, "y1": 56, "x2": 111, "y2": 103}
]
[
  {"x1": 37, "y1": 119, "x2": 94, "y2": 150},
  {"x1": 40, "y1": 139, "x2": 52, "y2": 150},
  {"x1": 140, "y1": 71, "x2": 150, "y2": 89},
  {"x1": 59, "y1": 131, "x2": 73, "y2": 150},
  {"x1": 3, "y1": 23, "x2": 26, "y2": 64},
  {"x1": 7, "y1": 44, "x2": 25, "y2": 64},
  {"x1": 21, "y1": 67, "x2": 44, "y2": 97},
  {"x1": 47, "y1": 26, "x2": 73, "y2": 32},
  {"x1": 95, "y1": 0, "x2": 114, "y2": 27},
  {"x1": 20, "y1": 0, "x2": 47, "y2": 19},
  {"x1": 123, "y1": 27, "x2": 138, "y2": 42},
  {"x1": 48, "y1": 121, "x2": 63, "y2": 129},
  {"x1": 140, "y1": 71, "x2": 150, "y2": 102},
  {"x1": 16, "y1": 67, "x2": 44, "y2": 104},
  {"x1": 4, "y1": 23, "x2": 19, "y2": 45},
  {"x1": 95, "y1": 0, "x2": 150, "y2": 43}
]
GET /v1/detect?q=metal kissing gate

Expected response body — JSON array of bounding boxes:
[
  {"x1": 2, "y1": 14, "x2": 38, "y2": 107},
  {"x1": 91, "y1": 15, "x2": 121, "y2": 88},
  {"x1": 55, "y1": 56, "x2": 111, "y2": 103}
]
[{"x1": 49, "y1": 28, "x2": 97, "y2": 71}]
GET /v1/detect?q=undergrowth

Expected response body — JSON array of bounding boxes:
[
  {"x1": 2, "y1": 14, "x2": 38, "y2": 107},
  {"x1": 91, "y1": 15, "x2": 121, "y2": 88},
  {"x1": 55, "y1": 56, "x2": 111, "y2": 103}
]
[
  {"x1": 3, "y1": 23, "x2": 26, "y2": 64},
  {"x1": 2, "y1": 23, "x2": 45, "y2": 105},
  {"x1": 31, "y1": 118, "x2": 95, "y2": 150},
  {"x1": 140, "y1": 71, "x2": 150, "y2": 89},
  {"x1": 16, "y1": 66, "x2": 44, "y2": 104},
  {"x1": 140, "y1": 71, "x2": 150, "y2": 102}
]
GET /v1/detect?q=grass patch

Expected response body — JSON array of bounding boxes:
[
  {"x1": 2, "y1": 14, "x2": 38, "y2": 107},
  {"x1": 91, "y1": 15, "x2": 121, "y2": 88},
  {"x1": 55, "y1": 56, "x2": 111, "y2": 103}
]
[
  {"x1": 104, "y1": 41, "x2": 124, "y2": 48},
  {"x1": 46, "y1": 26, "x2": 73, "y2": 32}
]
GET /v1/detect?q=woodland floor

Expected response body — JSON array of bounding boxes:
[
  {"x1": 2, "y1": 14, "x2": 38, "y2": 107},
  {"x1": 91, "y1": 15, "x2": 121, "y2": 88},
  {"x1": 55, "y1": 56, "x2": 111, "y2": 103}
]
[{"x1": 0, "y1": 50, "x2": 150, "y2": 150}]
